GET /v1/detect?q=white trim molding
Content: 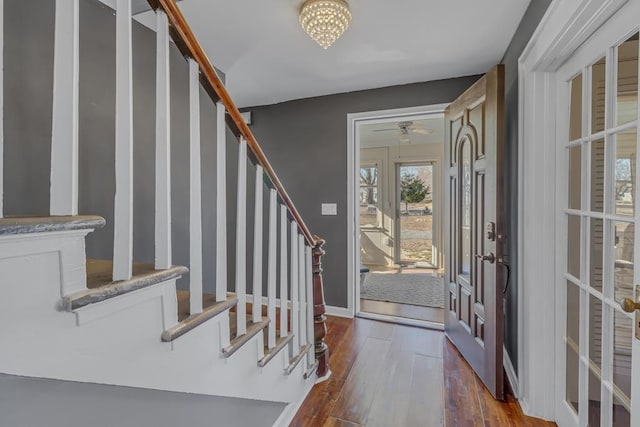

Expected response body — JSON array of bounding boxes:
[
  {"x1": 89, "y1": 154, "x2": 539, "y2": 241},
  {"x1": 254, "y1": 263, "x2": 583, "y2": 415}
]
[
  {"x1": 325, "y1": 305, "x2": 354, "y2": 318},
  {"x1": 504, "y1": 347, "x2": 519, "y2": 399},
  {"x1": 517, "y1": 0, "x2": 630, "y2": 421},
  {"x1": 346, "y1": 104, "x2": 449, "y2": 318}
]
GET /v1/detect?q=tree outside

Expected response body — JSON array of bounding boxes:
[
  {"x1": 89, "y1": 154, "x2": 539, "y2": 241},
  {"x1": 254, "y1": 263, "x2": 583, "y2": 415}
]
[{"x1": 400, "y1": 172, "x2": 430, "y2": 213}]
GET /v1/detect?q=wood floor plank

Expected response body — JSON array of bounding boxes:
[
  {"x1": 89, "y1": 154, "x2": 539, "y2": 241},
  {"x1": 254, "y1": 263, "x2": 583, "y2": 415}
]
[
  {"x1": 364, "y1": 319, "x2": 395, "y2": 341},
  {"x1": 328, "y1": 318, "x2": 375, "y2": 381},
  {"x1": 391, "y1": 322, "x2": 444, "y2": 359},
  {"x1": 477, "y1": 379, "x2": 556, "y2": 427},
  {"x1": 329, "y1": 337, "x2": 391, "y2": 424},
  {"x1": 324, "y1": 417, "x2": 363, "y2": 427},
  {"x1": 406, "y1": 354, "x2": 445, "y2": 427},
  {"x1": 443, "y1": 338, "x2": 485, "y2": 426},
  {"x1": 365, "y1": 324, "x2": 424, "y2": 426}
]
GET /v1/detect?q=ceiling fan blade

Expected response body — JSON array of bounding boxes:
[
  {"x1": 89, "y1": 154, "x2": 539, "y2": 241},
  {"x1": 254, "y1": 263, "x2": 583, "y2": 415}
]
[
  {"x1": 371, "y1": 128, "x2": 397, "y2": 132},
  {"x1": 411, "y1": 128, "x2": 434, "y2": 135}
]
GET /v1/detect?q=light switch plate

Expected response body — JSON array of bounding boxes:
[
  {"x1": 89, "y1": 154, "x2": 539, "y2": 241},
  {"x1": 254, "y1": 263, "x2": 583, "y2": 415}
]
[{"x1": 321, "y1": 203, "x2": 337, "y2": 216}]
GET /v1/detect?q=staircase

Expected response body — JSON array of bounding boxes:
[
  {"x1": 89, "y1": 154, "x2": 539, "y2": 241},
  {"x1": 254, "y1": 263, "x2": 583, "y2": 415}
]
[{"x1": 0, "y1": 0, "x2": 330, "y2": 416}]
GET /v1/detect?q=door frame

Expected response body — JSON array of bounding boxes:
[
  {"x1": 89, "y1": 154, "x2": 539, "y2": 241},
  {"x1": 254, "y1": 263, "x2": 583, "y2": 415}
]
[
  {"x1": 394, "y1": 160, "x2": 439, "y2": 267},
  {"x1": 518, "y1": 0, "x2": 632, "y2": 421},
  {"x1": 346, "y1": 104, "x2": 448, "y2": 317}
]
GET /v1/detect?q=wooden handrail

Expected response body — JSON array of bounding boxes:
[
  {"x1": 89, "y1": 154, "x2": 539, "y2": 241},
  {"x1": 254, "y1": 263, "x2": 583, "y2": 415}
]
[{"x1": 147, "y1": 0, "x2": 316, "y2": 246}]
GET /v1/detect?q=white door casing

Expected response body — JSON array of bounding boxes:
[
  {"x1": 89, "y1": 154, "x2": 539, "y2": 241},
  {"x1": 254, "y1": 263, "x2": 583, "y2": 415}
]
[{"x1": 346, "y1": 104, "x2": 448, "y2": 316}]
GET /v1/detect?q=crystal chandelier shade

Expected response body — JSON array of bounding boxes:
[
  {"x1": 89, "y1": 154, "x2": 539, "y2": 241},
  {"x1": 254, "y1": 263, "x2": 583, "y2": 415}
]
[{"x1": 299, "y1": 0, "x2": 352, "y2": 49}]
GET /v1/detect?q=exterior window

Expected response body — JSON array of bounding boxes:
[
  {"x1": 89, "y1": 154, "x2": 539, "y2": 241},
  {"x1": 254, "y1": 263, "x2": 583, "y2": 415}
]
[{"x1": 360, "y1": 164, "x2": 381, "y2": 228}]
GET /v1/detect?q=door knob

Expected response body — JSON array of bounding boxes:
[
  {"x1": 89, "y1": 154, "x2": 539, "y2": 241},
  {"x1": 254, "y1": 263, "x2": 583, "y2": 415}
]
[
  {"x1": 619, "y1": 297, "x2": 640, "y2": 313},
  {"x1": 475, "y1": 252, "x2": 496, "y2": 264}
]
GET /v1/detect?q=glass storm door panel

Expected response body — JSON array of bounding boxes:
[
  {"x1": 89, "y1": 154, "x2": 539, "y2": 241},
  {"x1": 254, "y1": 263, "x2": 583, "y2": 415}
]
[
  {"x1": 398, "y1": 163, "x2": 435, "y2": 265},
  {"x1": 556, "y1": 6, "x2": 640, "y2": 426}
]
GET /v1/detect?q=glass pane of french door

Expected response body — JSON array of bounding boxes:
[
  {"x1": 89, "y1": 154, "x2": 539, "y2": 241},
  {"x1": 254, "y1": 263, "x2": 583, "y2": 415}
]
[{"x1": 561, "y1": 30, "x2": 639, "y2": 427}]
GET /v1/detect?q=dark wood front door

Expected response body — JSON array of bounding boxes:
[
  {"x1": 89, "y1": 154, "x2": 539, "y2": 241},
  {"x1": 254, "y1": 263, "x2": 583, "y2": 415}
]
[{"x1": 444, "y1": 65, "x2": 505, "y2": 400}]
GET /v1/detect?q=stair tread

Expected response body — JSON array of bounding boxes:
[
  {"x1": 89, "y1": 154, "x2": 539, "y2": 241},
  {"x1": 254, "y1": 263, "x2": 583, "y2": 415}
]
[
  {"x1": 0, "y1": 215, "x2": 105, "y2": 236},
  {"x1": 63, "y1": 259, "x2": 188, "y2": 310},
  {"x1": 235, "y1": 301, "x2": 290, "y2": 331},
  {"x1": 222, "y1": 312, "x2": 270, "y2": 358},
  {"x1": 258, "y1": 333, "x2": 295, "y2": 368},
  {"x1": 161, "y1": 291, "x2": 238, "y2": 342},
  {"x1": 228, "y1": 312, "x2": 270, "y2": 340},
  {"x1": 285, "y1": 343, "x2": 312, "y2": 375}
]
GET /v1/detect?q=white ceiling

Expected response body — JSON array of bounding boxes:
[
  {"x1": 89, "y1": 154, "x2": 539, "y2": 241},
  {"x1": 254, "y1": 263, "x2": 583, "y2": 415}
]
[
  {"x1": 360, "y1": 118, "x2": 444, "y2": 149},
  {"x1": 134, "y1": 0, "x2": 530, "y2": 108}
]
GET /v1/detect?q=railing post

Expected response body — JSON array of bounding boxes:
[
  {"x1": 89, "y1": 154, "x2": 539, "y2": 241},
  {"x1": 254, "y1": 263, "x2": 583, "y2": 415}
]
[
  {"x1": 290, "y1": 222, "x2": 300, "y2": 353},
  {"x1": 50, "y1": 0, "x2": 79, "y2": 216},
  {"x1": 305, "y1": 245, "x2": 314, "y2": 368},
  {"x1": 252, "y1": 165, "x2": 264, "y2": 324},
  {"x1": 188, "y1": 58, "x2": 203, "y2": 314},
  {"x1": 235, "y1": 138, "x2": 247, "y2": 336},
  {"x1": 112, "y1": 0, "x2": 134, "y2": 281},
  {"x1": 267, "y1": 189, "x2": 278, "y2": 349},
  {"x1": 215, "y1": 102, "x2": 227, "y2": 302},
  {"x1": 312, "y1": 236, "x2": 330, "y2": 378},
  {"x1": 155, "y1": 9, "x2": 172, "y2": 270},
  {"x1": 0, "y1": 0, "x2": 4, "y2": 218},
  {"x1": 279, "y1": 205, "x2": 289, "y2": 340},
  {"x1": 298, "y1": 234, "x2": 307, "y2": 352}
]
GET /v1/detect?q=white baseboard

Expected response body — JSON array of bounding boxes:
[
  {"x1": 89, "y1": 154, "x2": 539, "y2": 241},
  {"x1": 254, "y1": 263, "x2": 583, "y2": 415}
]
[
  {"x1": 325, "y1": 305, "x2": 354, "y2": 318},
  {"x1": 519, "y1": 397, "x2": 532, "y2": 417},
  {"x1": 271, "y1": 377, "x2": 316, "y2": 427},
  {"x1": 272, "y1": 401, "x2": 302, "y2": 427},
  {"x1": 243, "y1": 296, "x2": 352, "y2": 319},
  {"x1": 504, "y1": 347, "x2": 520, "y2": 398}
]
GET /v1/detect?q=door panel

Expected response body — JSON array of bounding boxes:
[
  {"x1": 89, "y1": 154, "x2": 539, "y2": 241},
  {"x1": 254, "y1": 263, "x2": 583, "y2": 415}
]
[
  {"x1": 555, "y1": 10, "x2": 640, "y2": 425},
  {"x1": 444, "y1": 64, "x2": 504, "y2": 399}
]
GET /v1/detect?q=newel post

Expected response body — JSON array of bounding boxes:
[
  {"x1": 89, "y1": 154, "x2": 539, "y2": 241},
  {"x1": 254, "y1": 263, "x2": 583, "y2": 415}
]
[{"x1": 312, "y1": 236, "x2": 330, "y2": 379}]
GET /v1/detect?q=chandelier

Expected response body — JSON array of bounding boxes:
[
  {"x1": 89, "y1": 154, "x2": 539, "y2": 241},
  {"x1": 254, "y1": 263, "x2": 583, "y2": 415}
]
[{"x1": 299, "y1": 0, "x2": 352, "y2": 49}]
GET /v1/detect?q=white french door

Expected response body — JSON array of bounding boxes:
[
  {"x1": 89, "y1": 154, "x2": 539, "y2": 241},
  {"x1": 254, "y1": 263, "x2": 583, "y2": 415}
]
[{"x1": 556, "y1": 3, "x2": 640, "y2": 427}]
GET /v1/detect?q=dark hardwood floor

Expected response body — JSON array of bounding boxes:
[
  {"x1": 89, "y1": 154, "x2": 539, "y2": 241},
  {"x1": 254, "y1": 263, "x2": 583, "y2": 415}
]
[{"x1": 291, "y1": 316, "x2": 556, "y2": 427}]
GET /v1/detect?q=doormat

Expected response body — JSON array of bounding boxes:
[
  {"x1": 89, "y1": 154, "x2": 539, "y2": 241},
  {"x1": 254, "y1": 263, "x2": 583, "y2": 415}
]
[{"x1": 361, "y1": 273, "x2": 445, "y2": 308}]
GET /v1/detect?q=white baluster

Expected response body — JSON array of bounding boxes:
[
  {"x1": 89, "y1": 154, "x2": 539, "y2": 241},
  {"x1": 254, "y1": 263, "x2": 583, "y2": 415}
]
[
  {"x1": 155, "y1": 9, "x2": 171, "y2": 270},
  {"x1": 267, "y1": 189, "x2": 277, "y2": 349},
  {"x1": 112, "y1": 0, "x2": 134, "y2": 281},
  {"x1": 188, "y1": 58, "x2": 203, "y2": 314},
  {"x1": 216, "y1": 102, "x2": 227, "y2": 302},
  {"x1": 279, "y1": 205, "x2": 288, "y2": 340},
  {"x1": 50, "y1": 0, "x2": 79, "y2": 216},
  {"x1": 298, "y1": 235, "x2": 307, "y2": 352},
  {"x1": 0, "y1": 0, "x2": 4, "y2": 218},
  {"x1": 235, "y1": 138, "x2": 247, "y2": 335},
  {"x1": 252, "y1": 165, "x2": 264, "y2": 324},
  {"x1": 306, "y1": 245, "x2": 315, "y2": 367},
  {"x1": 290, "y1": 222, "x2": 299, "y2": 353}
]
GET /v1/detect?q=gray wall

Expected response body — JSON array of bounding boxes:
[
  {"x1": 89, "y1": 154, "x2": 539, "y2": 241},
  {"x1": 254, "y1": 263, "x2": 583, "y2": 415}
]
[
  {"x1": 0, "y1": 374, "x2": 285, "y2": 427},
  {"x1": 500, "y1": 0, "x2": 552, "y2": 370},
  {"x1": 244, "y1": 76, "x2": 481, "y2": 308},
  {"x1": 3, "y1": 0, "x2": 226, "y2": 293}
]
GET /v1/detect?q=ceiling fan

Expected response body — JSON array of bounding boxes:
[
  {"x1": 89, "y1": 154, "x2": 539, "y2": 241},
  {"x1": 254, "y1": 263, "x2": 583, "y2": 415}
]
[{"x1": 372, "y1": 121, "x2": 434, "y2": 143}]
